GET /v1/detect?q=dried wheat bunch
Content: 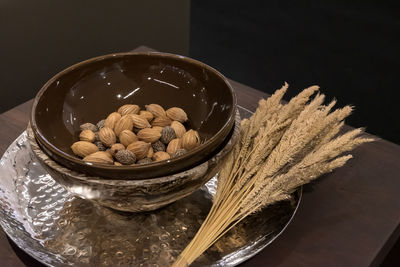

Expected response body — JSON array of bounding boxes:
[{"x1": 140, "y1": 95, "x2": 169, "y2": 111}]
[{"x1": 172, "y1": 83, "x2": 374, "y2": 266}]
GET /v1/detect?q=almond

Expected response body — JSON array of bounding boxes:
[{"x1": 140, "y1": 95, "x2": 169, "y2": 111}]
[
  {"x1": 79, "y1": 130, "x2": 95, "y2": 142},
  {"x1": 119, "y1": 130, "x2": 138, "y2": 147},
  {"x1": 104, "y1": 112, "x2": 121, "y2": 130},
  {"x1": 99, "y1": 127, "x2": 117, "y2": 147},
  {"x1": 152, "y1": 151, "x2": 171, "y2": 162},
  {"x1": 137, "y1": 128, "x2": 161, "y2": 143},
  {"x1": 166, "y1": 138, "x2": 181, "y2": 155},
  {"x1": 139, "y1": 110, "x2": 154, "y2": 122},
  {"x1": 145, "y1": 104, "x2": 166, "y2": 118},
  {"x1": 127, "y1": 141, "x2": 150, "y2": 160},
  {"x1": 130, "y1": 114, "x2": 151, "y2": 129},
  {"x1": 114, "y1": 115, "x2": 133, "y2": 136},
  {"x1": 71, "y1": 141, "x2": 99, "y2": 158},
  {"x1": 152, "y1": 126, "x2": 163, "y2": 133},
  {"x1": 118, "y1": 104, "x2": 140, "y2": 116},
  {"x1": 152, "y1": 116, "x2": 172, "y2": 127},
  {"x1": 181, "y1": 129, "x2": 201, "y2": 150},
  {"x1": 170, "y1": 121, "x2": 186, "y2": 138},
  {"x1": 83, "y1": 151, "x2": 113, "y2": 164},
  {"x1": 166, "y1": 107, "x2": 188, "y2": 123},
  {"x1": 147, "y1": 146, "x2": 154, "y2": 158}
]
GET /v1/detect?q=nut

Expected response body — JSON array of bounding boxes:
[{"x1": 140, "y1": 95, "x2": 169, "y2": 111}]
[
  {"x1": 147, "y1": 147, "x2": 154, "y2": 158},
  {"x1": 95, "y1": 141, "x2": 107, "y2": 151},
  {"x1": 110, "y1": 143, "x2": 125, "y2": 156},
  {"x1": 114, "y1": 115, "x2": 134, "y2": 136},
  {"x1": 151, "y1": 141, "x2": 165, "y2": 152},
  {"x1": 118, "y1": 104, "x2": 140, "y2": 116},
  {"x1": 166, "y1": 107, "x2": 188, "y2": 123},
  {"x1": 137, "y1": 158, "x2": 153, "y2": 165},
  {"x1": 83, "y1": 151, "x2": 113, "y2": 164},
  {"x1": 127, "y1": 141, "x2": 150, "y2": 160},
  {"x1": 114, "y1": 161, "x2": 123, "y2": 166},
  {"x1": 171, "y1": 148, "x2": 187, "y2": 158},
  {"x1": 152, "y1": 151, "x2": 171, "y2": 162},
  {"x1": 115, "y1": 150, "x2": 136, "y2": 165},
  {"x1": 71, "y1": 141, "x2": 99, "y2": 158},
  {"x1": 181, "y1": 129, "x2": 200, "y2": 150},
  {"x1": 119, "y1": 130, "x2": 138, "y2": 147},
  {"x1": 170, "y1": 121, "x2": 186, "y2": 138},
  {"x1": 152, "y1": 126, "x2": 163, "y2": 133},
  {"x1": 80, "y1": 123, "x2": 98, "y2": 132},
  {"x1": 152, "y1": 116, "x2": 172, "y2": 127},
  {"x1": 145, "y1": 104, "x2": 166, "y2": 118},
  {"x1": 96, "y1": 119, "x2": 106, "y2": 130},
  {"x1": 137, "y1": 128, "x2": 161, "y2": 143},
  {"x1": 160, "y1": 126, "x2": 176, "y2": 144},
  {"x1": 104, "y1": 112, "x2": 121, "y2": 130},
  {"x1": 79, "y1": 130, "x2": 95, "y2": 142},
  {"x1": 166, "y1": 138, "x2": 181, "y2": 155},
  {"x1": 139, "y1": 110, "x2": 154, "y2": 122},
  {"x1": 99, "y1": 127, "x2": 117, "y2": 147},
  {"x1": 130, "y1": 114, "x2": 151, "y2": 129}
]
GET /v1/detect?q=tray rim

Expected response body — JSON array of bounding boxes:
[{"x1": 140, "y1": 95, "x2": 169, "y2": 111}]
[{"x1": 0, "y1": 106, "x2": 303, "y2": 267}]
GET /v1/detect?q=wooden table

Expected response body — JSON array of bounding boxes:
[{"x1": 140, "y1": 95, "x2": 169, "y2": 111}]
[{"x1": 1, "y1": 46, "x2": 399, "y2": 266}]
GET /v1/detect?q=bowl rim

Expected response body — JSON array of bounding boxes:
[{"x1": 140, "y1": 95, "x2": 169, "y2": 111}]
[{"x1": 30, "y1": 51, "x2": 237, "y2": 172}]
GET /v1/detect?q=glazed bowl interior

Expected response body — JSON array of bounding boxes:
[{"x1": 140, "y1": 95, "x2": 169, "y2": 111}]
[{"x1": 31, "y1": 52, "x2": 236, "y2": 179}]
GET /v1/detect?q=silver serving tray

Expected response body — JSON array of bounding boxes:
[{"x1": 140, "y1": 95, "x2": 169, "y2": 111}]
[{"x1": 0, "y1": 107, "x2": 301, "y2": 267}]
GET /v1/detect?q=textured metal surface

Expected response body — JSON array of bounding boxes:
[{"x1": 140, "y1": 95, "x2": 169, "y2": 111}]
[{"x1": 0, "y1": 107, "x2": 301, "y2": 266}]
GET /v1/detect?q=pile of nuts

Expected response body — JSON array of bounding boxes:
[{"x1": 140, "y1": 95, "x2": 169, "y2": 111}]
[{"x1": 71, "y1": 104, "x2": 200, "y2": 165}]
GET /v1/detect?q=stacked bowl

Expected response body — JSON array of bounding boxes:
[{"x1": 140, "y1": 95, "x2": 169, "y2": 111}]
[{"x1": 28, "y1": 52, "x2": 239, "y2": 212}]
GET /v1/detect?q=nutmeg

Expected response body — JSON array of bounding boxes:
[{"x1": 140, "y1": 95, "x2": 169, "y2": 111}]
[
  {"x1": 152, "y1": 151, "x2": 171, "y2": 162},
  {"x1": 115, "y1": 149, "x2": 136, "y2": 165},
  {"x1": 127, "y1": 141, "x2": 150, "y2": 160},
  {"x1": 137, "y1": 158, "x2": 153, "y2": 165},
  {"x1": 166, "y1": 138, "x2": 181, "y2": 155},
  {"x1": 130, "y1": 114, "x2": 151, "y2": 129},
  {"x1": 79, "y1": 130, "x2": 96, "y2": 143},
  {"x1": 99, "y1": 127, "x2": 117, "y2": 147},
  {"x1": 166, "y1": 107, "x2": 188, "y2": 123},
  {"x1": 139, "y1": 110, "x2": 154, "y2": 122},
  {"x1": 170, "y1": 121, "x2": 186, "y2": 138},
  {"x1": 80, "y1": 123, "x2": 98, "y2": 132},
  {"x1": 171, "y1": 148, "x2": 187, "y2": 158},
  {"x1": 96, "y1": 119, "x2": 106, "y2": 130},
  {"x1": 109, "y1": 143, "x2": 125, "y2": 156},
  {"x1": 152, "y1": 116, "x2": 172, "y2": 127},
  {"x1": 181, "y1": 129, "x2": 200, "y2": 150},
  {"x1": 71, "y1": 141, "x2": 99, "y2": 158},
  {"x1": 95, "y1": 141, "x2": 107, "y2": 151},
  {"x1": 119, "y1": 130, "x2": 138, "y2": 147},
  {"x1": 137, "y1": 128, "x2": 161, "y2": 143},
  {"x1": 145, "y1": 104, "x2": 166, "y2": 118},
  {"x1": 114, "y1": 115, "x2": 134, "y2": 136},
  {"x1": 118, "y1": 104, "x2": 140, "y2": 116},
  {"x1": 104, "y1": 112, "x2": 121, "y2": 130},
  {"x1": 160, "y1": 126, "x2": 176, "y2": 144},
  {"x1": 83, "y1": 151, "x2": 113, "y2": 164},
  {"x1": 151, "y1": 141, "x2": 166, "y2": 152}
]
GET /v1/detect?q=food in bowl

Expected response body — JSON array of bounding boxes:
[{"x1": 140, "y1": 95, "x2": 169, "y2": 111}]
[
  {"x1": 30, "y1": 52, "x2": 236, "y2": 179},
  {"x1": 71, "y1": 103, "x2": 201, "y2": 166}
]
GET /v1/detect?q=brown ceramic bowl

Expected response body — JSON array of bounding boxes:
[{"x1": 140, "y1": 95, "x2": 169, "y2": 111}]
[{"x1": 30, "y1": 52, "x2": 236, "y2": 179}]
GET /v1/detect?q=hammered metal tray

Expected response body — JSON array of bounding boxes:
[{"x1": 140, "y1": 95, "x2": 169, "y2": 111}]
[{"x1": 0, "y1": 108, "x2": 301, "y2": 267}]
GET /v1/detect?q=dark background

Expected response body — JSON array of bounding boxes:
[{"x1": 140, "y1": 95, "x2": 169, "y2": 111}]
[
  {"x1": 1, "y1": 0, "x2": 399, "y2": 144},
  {"x1": 0, "y1": 0, "x2": 399, "y2": 265}
]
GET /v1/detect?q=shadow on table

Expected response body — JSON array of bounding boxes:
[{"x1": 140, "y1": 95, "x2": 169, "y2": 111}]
[{"x1": 7, "y1": 236, "x2": 46, "y2": 267}]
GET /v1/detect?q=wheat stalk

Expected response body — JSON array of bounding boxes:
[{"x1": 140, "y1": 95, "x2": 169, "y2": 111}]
[{"x1": 172, "y1": 84, "x2": 374, "y2": 266}]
